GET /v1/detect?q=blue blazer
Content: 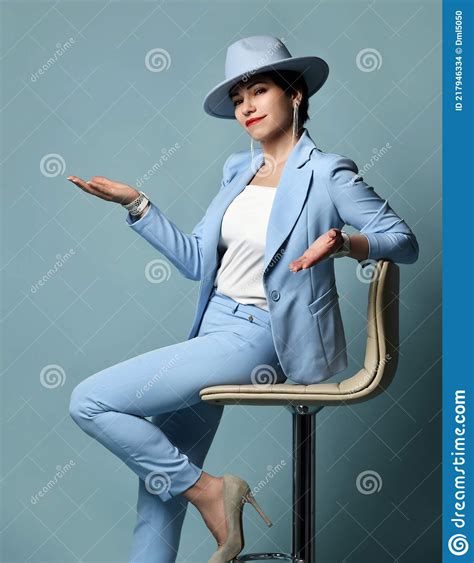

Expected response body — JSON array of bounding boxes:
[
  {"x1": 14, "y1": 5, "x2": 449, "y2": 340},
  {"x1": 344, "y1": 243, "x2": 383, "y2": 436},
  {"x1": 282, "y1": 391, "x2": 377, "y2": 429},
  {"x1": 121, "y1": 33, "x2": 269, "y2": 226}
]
[{"x1": 126, "y1": 128, "x2": 419, "y2": 384}]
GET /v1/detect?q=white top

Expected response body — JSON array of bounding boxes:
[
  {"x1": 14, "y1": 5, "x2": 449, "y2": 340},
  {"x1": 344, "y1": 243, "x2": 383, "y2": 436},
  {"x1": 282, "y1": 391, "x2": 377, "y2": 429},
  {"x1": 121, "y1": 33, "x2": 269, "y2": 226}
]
[{"x1": 214, "y1": 185, "x2": 277, "y2": 311}]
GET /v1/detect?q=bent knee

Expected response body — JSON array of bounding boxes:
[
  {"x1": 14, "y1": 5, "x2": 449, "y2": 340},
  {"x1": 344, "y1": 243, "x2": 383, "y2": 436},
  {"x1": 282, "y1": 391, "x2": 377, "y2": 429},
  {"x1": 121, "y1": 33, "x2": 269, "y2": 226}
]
[{"x1": 69, "y1": 380, "x2": 97, "y2": 426}]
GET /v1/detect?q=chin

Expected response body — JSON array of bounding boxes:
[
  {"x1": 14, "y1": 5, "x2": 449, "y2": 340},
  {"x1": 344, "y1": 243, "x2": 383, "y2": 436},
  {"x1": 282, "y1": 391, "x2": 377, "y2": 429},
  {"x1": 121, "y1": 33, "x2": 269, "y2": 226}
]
[{"x1": 248, "y1": 127, "x2": 271, "y2": 142}]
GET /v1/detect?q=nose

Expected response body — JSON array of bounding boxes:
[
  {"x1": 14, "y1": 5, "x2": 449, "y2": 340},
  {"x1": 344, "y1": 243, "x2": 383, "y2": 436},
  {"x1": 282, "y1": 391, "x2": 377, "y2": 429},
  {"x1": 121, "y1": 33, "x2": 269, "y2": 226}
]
[{"x1": 241, "y1": 98, "x2": 256, "y2": 116}]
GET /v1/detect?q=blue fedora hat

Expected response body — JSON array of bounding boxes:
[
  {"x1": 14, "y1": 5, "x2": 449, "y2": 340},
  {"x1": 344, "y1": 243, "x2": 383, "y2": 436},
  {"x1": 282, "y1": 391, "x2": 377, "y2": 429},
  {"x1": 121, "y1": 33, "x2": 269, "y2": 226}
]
[{"x1": 203, "y1": 35, "x2": 329, "y2": 119}]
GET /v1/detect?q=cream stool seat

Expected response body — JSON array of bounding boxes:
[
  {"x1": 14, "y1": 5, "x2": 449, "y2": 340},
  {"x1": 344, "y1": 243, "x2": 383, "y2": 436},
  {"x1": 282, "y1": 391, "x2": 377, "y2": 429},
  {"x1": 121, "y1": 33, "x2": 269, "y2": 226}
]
[{"x1": 199, "y1": 260, "x2": 400, "y2": 562}]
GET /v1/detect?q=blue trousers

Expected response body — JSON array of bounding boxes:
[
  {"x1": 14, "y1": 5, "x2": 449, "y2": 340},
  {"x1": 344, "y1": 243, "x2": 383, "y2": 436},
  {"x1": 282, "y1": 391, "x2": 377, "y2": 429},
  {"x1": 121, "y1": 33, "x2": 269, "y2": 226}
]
[{"x1": 69, "y1": 288, "x2": 286, "y2": 562}]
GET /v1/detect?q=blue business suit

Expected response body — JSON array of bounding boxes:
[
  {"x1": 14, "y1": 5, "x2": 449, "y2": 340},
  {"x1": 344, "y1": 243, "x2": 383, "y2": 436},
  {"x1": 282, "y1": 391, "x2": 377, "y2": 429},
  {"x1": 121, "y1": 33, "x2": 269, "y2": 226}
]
[
  {"x1": 69, "y1": 290, "x2": 285, "y2": 562},
  {"x1": 126, "y1": 127, "x2": 419, "y2": 384},
  {"x1": 69, "y1": 127, "x2": 418, "y2": 562}
]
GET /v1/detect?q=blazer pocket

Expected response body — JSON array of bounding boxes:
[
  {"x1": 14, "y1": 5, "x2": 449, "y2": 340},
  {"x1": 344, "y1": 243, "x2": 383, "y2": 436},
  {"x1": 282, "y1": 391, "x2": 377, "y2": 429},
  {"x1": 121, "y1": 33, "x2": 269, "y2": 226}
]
[
  {"x1": 308, "y1": 284, "x2": 343, "y2": 370},
  {"x1": 307, "y1": 283, "x2": 338, "y2": 316}
]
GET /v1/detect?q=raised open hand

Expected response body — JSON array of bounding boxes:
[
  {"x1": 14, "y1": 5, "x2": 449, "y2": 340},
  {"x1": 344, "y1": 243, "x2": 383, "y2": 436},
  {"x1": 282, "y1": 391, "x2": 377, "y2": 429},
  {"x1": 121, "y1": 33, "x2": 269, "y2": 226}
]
[{"x1": 66, "y1": 175, "x2": 139, "y2": 206}]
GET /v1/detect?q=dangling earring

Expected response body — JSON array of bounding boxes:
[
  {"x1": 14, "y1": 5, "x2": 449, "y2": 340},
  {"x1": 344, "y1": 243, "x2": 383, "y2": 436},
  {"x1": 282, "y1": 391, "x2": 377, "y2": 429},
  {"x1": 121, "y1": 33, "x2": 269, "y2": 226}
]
[
  {"x1": 250, "y1": 136, "x2": 255, "y2": 170},
  {"x1": 292, "y1": 102, "x2": 299, "y2": 144}
]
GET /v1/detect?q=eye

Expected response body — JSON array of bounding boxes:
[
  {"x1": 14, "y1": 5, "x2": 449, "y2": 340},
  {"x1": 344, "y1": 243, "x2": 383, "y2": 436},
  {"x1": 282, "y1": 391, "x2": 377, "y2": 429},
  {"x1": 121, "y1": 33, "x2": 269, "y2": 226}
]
[{"x1": 233, "y1": 87, "x2": 266, "y2": 107}]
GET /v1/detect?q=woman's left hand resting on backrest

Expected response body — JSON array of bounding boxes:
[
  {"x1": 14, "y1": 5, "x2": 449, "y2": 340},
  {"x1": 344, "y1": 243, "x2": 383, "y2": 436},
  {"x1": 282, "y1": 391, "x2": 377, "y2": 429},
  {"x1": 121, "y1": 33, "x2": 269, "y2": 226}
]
[{"x1": 288, "y1": 228, "x2": 369, "y2": 272}]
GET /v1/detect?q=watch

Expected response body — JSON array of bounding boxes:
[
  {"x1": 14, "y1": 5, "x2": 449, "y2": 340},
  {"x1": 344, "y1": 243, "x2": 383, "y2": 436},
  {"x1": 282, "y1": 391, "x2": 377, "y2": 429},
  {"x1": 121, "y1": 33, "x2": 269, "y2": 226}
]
[
  {"x1": 329, "y1": 230, "x2": 351, "y2": 258},
  {"x1": 122, "y1": 191, "x2": 150, "y2": 216}
]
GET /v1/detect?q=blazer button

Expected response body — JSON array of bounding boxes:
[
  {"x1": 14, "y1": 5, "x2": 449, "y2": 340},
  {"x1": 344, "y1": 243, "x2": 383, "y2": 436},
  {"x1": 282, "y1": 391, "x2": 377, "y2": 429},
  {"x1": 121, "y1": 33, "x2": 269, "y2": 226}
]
[
  {"x1": 248, "y1": 314, "x2": 254, "y2": 322},
  {"x1": 270, "y1": 290, "x2": 280, "y2": 301}
]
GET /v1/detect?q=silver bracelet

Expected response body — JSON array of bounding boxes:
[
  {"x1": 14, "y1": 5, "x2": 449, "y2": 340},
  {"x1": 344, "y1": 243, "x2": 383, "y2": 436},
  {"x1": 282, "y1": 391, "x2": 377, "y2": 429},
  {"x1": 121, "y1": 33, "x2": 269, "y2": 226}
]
[
  {"x1": 329, "y1": 230, "x2": 351, "y2": 258},
  {"x1": 122, "y1": 191, "x2": 150, "y2": 216}
]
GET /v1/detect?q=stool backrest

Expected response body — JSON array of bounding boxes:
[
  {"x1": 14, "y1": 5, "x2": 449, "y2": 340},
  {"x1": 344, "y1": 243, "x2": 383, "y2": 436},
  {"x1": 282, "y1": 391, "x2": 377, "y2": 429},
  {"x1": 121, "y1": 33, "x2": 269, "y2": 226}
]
[{"x1": 339, "y1": 260, "x2": 400, "y2": 398}]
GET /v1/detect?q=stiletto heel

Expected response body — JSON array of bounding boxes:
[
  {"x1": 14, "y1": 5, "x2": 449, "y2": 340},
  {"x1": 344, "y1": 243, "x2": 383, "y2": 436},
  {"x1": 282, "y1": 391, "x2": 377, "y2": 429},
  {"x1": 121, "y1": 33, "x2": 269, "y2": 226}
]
[
  {"x1": 243, "y1": 491, "x2": 273, "y2": 527},
  {"x1": 207, "y1": 474, "x2": 273, "y2": 563}
]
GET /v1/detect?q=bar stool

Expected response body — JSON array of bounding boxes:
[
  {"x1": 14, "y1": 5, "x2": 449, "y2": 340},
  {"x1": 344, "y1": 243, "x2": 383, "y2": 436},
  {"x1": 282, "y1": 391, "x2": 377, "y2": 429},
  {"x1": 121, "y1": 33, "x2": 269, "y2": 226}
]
[{"x1": 199, "y1": 259, "x2": 400, "y2": 563}]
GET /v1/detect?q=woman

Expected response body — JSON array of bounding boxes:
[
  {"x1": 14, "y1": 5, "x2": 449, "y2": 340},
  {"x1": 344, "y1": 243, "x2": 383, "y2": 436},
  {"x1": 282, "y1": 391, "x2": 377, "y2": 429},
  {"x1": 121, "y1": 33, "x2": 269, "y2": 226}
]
[{"x1": 68, "y1": 36, "x2": 419, "y2": 563}]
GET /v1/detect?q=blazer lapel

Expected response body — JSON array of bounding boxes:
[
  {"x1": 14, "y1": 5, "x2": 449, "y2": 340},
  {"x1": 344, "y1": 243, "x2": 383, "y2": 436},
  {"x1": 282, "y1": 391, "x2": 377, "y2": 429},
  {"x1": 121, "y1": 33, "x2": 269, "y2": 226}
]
[{"x1": 263, "y1": 164, "x2": 313, "y2": 273}]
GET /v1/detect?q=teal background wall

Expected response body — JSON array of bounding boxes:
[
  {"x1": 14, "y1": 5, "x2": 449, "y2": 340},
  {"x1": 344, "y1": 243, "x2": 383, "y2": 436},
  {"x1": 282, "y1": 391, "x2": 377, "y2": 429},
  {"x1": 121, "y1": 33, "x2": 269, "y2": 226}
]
[{"x1": 1, "y1": 1, "x2": 441, "y2": 561}]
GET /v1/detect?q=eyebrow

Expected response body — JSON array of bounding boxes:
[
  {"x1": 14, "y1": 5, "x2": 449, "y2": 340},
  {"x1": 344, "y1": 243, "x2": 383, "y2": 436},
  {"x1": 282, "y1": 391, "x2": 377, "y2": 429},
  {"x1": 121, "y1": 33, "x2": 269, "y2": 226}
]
[{"x1": 229, "y1": 80, "x2": 268, "y2": 99}]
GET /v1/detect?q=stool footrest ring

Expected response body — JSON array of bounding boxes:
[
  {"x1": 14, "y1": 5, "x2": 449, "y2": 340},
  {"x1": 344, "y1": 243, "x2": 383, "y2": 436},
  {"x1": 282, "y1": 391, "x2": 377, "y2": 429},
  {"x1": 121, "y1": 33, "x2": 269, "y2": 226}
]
[{"x1": 233, "y1": 553, "x2": 303, "y2": 562}]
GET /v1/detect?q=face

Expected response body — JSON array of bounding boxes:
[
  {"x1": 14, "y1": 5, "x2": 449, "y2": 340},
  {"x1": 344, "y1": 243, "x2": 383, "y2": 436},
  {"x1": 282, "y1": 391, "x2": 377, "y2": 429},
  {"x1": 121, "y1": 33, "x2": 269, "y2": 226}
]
[{"x1": 229, "y1": 74, "x2": 300, "y2": 141}]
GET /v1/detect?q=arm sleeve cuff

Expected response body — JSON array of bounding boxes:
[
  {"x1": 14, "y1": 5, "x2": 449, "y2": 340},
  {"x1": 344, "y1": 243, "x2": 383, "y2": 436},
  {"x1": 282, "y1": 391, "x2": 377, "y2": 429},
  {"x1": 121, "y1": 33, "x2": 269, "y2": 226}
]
[{"x1": 125, "y1": 202, "x2": 157, "y2": 229}]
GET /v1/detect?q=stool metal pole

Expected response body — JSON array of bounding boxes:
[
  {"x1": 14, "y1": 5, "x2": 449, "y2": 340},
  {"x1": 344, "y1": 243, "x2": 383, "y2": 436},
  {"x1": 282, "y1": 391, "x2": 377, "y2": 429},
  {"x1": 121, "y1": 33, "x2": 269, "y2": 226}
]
[{"x1": 292, "y1": 405, "x2": 322, "y2": 562}]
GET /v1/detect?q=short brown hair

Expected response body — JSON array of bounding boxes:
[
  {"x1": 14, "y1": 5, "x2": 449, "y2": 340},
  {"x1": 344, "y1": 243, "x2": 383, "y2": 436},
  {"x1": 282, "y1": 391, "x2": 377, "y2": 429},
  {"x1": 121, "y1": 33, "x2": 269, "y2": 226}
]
[{"x1": 263, "y1": 69, "x2": 309, "y2": 129}]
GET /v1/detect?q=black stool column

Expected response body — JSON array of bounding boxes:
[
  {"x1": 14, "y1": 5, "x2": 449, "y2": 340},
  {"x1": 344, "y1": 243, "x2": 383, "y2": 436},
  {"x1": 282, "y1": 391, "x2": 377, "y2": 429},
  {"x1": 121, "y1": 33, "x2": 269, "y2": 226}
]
[{"x1": 290, "y1": 405, "x2": 323, "y2": 563}]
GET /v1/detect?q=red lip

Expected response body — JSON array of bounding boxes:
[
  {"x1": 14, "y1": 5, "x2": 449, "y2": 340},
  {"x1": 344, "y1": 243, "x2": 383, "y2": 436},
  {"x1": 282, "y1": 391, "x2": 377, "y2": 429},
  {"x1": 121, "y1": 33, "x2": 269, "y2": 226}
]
[{"x1": 246, "y1": 116, "x2": 266, "y2": 127}]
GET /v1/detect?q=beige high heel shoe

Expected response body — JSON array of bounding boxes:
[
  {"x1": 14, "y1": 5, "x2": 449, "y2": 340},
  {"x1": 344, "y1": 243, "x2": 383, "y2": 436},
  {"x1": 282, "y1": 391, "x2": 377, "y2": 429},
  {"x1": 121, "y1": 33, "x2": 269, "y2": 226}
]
[{"x1": 208, "y1": 474, "x2": 273, "y2": 563}]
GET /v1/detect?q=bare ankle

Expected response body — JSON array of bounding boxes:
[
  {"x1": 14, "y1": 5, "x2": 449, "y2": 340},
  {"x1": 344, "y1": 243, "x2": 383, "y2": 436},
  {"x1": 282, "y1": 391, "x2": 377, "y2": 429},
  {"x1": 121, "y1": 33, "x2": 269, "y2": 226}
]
[{"x1": 182, "y1": 472, "x2": 223, "y2": 507}]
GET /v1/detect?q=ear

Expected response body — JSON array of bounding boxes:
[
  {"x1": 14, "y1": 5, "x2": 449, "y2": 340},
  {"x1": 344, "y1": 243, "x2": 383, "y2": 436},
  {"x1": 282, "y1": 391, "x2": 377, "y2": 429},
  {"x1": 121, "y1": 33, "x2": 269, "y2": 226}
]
[{"x1": 291, "y1": 90, "x2": 303, "y2": 106}]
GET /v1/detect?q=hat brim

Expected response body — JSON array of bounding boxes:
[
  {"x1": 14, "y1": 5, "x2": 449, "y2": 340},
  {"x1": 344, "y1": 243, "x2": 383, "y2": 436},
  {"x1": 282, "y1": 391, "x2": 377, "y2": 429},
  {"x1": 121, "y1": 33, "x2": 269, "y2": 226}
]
[{"x1": 203, "y1": 56, "x2": 329, "y2": 119}]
